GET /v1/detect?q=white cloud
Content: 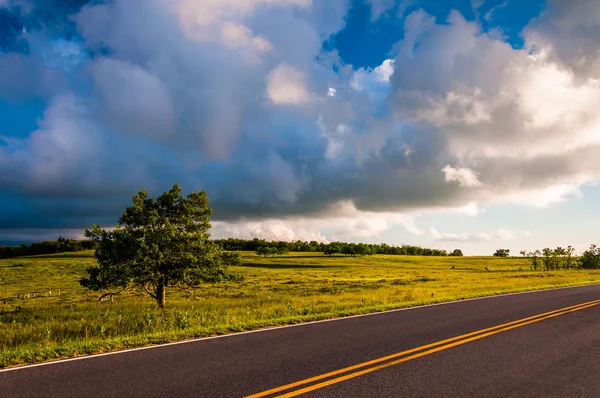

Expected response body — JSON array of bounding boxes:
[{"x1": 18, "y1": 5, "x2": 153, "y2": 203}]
[
  {"x1": 327, "y1": 87, "x2": 336, "y2": 97},
  {"x1": 415, "y1": 88, "x2": 495, "y2": 126},
  {"x1": 324, "y1": 200, "x2": 424, "y2": 237},
  {"x1": 430, "y1": 227, "x2": 531, "y2": 243},
  {"x1": 175, "y1": 0, "x2": 311, "y2": 35},
  {"x1": 452, "y1": 202, "x2": 484, "y2": 217},
  {"x1": 389, "y1": 6, "x2": 600, "y2": 211},
  {"x1": 493, "y1": 180, "x2": 592, "y2": 208},
  {"x1": 173, "y1": 0, "x2": 311, "y2": 62},
  {"x1": 523, "y1": 0, "x2": 600, "y2": 80},
  {"x1": 214, "y1": 200, "x2": 423, "y2": 243},
  {"x1": 351, "y1": 59, "x2": 395, "y2": 91},
  {"x1": 442, "y1": 165, "x2": 482, "y2": 187},
  {"x1": 212, "y1": 219, "x2": 329, "y2": 243},
  {"x1": 220, "y1": 22, "x2": 273, "y2": 61},
  {"x1": 317, "y1": 116, "x2": 349, "y2": 159},
  {"x1": 266, "y1": 63, "x2": 310, "y2": 105},
  {"x1": 4, "y1": 95, "x2": 98, "y2": 188}
]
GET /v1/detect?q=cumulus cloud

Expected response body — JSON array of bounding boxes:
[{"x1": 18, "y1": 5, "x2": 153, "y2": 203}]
[
  {"x1": 523, "y1": 0, "x2": 600, "y2": 80},
  {"x1": 176, "y1": 0, "x2": 312, "y2": 31},
  {"x1": 442, "y1": 165, "x2": 482, "y2": 187},
  {"x1": 351, "y1": 59, "x2": 394, "y2": 91},
  {"x1": 220, "y1": 22, "x2": 273, "y2": 62},
  {"x1": 389, "y1": 5, "x2": 600, "y2": 209},
  {"x1": 213, "y1": 201, "x2": 423, "y2": 242},
  {"x1": 1, "y1": 0, "x2": 600, "y2": 246},
  {"x1": 266, "y1": 63, "x2": 310, "y2": 105},
  {"x1": 212, "y1": 219, "x2": 329, "y2": 243},
  {"x1": 91, "y1": 58, "x2": 176, "y2": 140}
]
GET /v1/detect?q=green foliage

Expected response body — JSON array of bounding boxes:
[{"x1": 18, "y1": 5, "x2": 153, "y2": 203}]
[
  {"x1": 216, "y1": 239, "x2": 453, "y2": 257},
  {"x1": 528, "y1": 250, "x2": 541, "y2": 271},
  {"x1": 565, "y1": 246, "x2": 575, "y2": 270},
  {"x1": 81, "y1": 184, "x2": 240, "y2": 307},
  {"x1": 324, "y1": 243, "x2": 342, "y2": 256},
  {"x1": 493, "y1": 249, "x2": 510, "y2": 258},
  {"x1": 541, "y1": 247, "x2": 554, "y2": 270},
  {"x1": 450, "y1": 249, "x2": 463, "y2": 257},
  {"x1": 527, "y1": 246, "x2": 579, "y2": 271},
  {"x1": 255, "y1": 246, "x2": 289, "y2": 257},
  {"x1": 0, "y1": 237, "x2": 97, "y2": 259},
  {"x1": 579, "y1": 245, "x2": 600, "y2": 269}
]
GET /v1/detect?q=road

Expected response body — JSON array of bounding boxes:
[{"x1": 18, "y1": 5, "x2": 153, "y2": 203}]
[{"x1": 3, "y1": 284, "x2": 600, "y2": 397}]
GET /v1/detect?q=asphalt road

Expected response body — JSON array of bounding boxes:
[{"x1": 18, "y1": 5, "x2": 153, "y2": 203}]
[{"x1": 3, "y1": 284, "x2": 600, "y2": 397}]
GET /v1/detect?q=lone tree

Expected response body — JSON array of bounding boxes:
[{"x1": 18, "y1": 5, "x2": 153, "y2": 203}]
[
  {"x1": 81, "y1": 184, "x2": 240, "y2": 307},
  {"x1": 450, "y1": 249, "x2": 463, "y2": 257},
  {"x1": 493, "y1": 248, "x2": 510, "y2": 258}
]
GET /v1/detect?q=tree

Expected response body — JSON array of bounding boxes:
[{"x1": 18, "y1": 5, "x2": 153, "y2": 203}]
[
  {"x1": 342, "y1": 244, "x2": 356, "y2": 256},
  {"x1": 81, "y1": 184, "x2": 240, "y2": 307},
  {"x1": 565, "y1": 245, "x2": 575, "y2": 270},
  {"x1": 554, "y1": 247, "x2": 566, "y2": 270},
  {"x1": 355, "y1": 243, "x2": 372, "y2": 256},
  {"x1": 493, "y1": 249, "x2": 510, "y2": 258},
  {"x1": 528, "y1": 250, "x2": 541, "y2": 271},
  {"x1": 324, "y1": 243, "x2": 341, "y2": 256},
  {"x1": 579, "y1": 244, "x2": 600, "y2": 269},
  {"x1": 541, "y1": 247, "x2": 554, "y2": 270},
  {"x1": 450, "y1": 249, "x2": 463, "y2": 257}
]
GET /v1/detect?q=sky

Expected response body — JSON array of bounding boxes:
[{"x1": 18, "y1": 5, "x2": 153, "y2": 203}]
[{"x1": 0, "y1": 0, "x2": 599, "y2": 255}]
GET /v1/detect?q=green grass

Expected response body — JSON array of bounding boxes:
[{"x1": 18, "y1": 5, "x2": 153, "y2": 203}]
[{"x1": 2, "y1": 251, "x2": 600, "y2": 368}]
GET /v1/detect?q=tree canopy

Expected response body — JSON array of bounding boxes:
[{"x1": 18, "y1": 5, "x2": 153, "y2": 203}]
[
  {"x1": 81, "y1": 184, "x2": 240, "y2": 307},
  {"x1": 579, "y1": 244, "x2": 600, "y2": 269},
  {"x1": 450, "y1": 249, "x2": 463, "y2": 257},
  {"x1": 493, "y1": 249, "x2": 510, "y2": 258}
]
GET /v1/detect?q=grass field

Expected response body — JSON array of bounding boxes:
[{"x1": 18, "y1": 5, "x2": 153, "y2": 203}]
[{"x1": 2, "y1": 251, "x2": 600, "y2": 368}]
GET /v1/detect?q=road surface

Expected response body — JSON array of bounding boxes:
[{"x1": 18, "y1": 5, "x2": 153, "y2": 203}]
[{"x1": 3, "y1": 284, "x2": 600, "y2": 397}]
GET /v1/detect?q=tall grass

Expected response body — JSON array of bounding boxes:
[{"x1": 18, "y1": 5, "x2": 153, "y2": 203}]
[{"x1": 2, "y1": 251, "x2": 599, "y2": 367}]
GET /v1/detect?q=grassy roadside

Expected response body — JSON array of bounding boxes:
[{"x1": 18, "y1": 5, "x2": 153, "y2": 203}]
[{"x1": 2, "y1": 251, "x2": 600, "y2": 368}]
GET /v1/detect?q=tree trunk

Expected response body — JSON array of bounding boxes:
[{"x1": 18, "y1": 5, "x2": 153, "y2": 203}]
[{"x1": 157, "y1": 278, "x2": 166, "y2": 308}]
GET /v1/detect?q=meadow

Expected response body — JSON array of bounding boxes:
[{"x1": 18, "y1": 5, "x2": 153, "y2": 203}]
[{"x1": 2, "y1": 251, "x2": 600, "y2": 368}]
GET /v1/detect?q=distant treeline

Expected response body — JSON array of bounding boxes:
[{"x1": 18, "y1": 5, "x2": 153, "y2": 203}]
[
  {"x1": 1, "y1": 236, "x2": 462, "y2": 259},
  {"x1": 0, "y1": 237, "x2": 97, "y2": 259},
  {"x1": 524, "y1": 245, "x2": 600, "y2": 270},
  {"x1": 213, "y1": 238, "x2": 463, "y2": 257}
]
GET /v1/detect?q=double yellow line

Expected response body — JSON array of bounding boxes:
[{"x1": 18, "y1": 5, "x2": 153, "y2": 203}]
[{"x1": 246, "y1": 298, "x2": 600, "y2": 397}]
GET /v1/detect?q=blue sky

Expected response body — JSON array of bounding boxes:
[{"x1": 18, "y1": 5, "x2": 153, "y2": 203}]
[
  {"x1": 1, "y1": 0, "x2": 599, "y2": 255},
  {"x1": 331, "y1": 0, "x2": 545, "y2": 68}
]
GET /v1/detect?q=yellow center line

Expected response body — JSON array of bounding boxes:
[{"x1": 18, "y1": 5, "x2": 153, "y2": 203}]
[
  {"x1": 276, "y1": 301, "x2": 600, "y2": 397},
  {"x1": 245, "y1": 298, "x2": 600, "y2": 398}
]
